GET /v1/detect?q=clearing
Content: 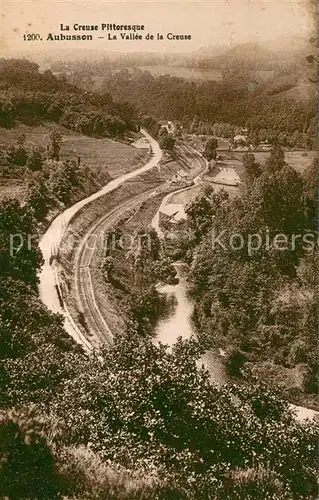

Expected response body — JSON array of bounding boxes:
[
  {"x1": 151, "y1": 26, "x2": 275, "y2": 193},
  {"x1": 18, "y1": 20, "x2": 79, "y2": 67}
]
[
  {"x1": 0, "y1": 122, "x2": 148, "y2": 202},
  {"x1": 137, "y1": 66, "x2": 275, "y2": 83},
  {"x1": 226, "y1": 150, "x2": 316, "y2": 173}
]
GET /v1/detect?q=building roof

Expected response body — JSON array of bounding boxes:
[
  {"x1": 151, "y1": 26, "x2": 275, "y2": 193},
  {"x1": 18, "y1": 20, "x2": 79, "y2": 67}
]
[
  {"x1": 131, "y1": 137, "x2": 150, "y2": 149},
  {"x1": 174, "y1": 169, "x2": 188, "y2": 178},
  {"x1": 234, "y1": 134, "x2": 246, "y2": 142},
  {"x1": 159, "y1": 203, "x2": 186, "y2": 222}
]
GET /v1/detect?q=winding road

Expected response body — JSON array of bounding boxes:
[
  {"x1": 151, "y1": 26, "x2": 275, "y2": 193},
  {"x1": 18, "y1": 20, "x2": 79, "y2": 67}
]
[
  {"x1": 38, "y1": 132, "x2": 317, "y2": 421},
  {"x1": 39, "y1": 129, "x2": 162, "y2": 350},
  {"x1": 70, "y1": 140, "x2": 206, "y2": 348}
]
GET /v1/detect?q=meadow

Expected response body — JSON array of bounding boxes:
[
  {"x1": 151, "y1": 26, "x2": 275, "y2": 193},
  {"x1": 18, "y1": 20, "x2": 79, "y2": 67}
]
[
  {"x1": 231, "y1": 150, "x2": 316, "y2": 173},
  {"x1": 0, "y1": 122, "x2": 147, "y2": 176},
  {"x1": 0, "y1": 122, "x2": 148, "y2": 201},
  {"x1": 137, "y1": 66, "x2": 275, "y2": 82}
]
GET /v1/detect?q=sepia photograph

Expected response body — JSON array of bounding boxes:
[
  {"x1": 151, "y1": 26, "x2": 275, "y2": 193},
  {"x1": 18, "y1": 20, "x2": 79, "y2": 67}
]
[{"x1": 0, "y1": 0, "x2": 318, "y2": 498}]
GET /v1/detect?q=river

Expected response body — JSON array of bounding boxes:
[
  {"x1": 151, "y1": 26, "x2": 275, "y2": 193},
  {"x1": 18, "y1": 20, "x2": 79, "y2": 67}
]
[
  {"x1": 151, "y1": 185, "x2": 318, "y2": 422},
  {"x1": 154, "y1": 263, "x2": 226, "y2": 387}
]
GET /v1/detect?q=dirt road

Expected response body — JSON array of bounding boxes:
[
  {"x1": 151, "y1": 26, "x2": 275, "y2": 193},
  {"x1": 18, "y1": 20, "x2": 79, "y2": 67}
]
[{"x1": 38, "y1": 129, "x2": 162, "y2": 350}]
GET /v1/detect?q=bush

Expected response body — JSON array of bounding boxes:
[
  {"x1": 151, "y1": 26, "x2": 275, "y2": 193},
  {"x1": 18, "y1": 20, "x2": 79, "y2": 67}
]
[{"x1": 0, "y1": 409, "x2": 63, "y2": 499}]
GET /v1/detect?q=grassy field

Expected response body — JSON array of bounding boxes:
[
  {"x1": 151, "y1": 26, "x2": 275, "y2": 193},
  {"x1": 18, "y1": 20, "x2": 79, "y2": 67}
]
[
  {"x1": 0, "y1": 122, "x2": 148, "y2": 177},
  {"x1": 137, "y1": 66, "x2": 275, "y2": 83},
  {"x1": 0, "y1": 122, "x2": 148, "y2": 203},
  {"x1": 282, "y1": 151, "x2": 317, "y2": 173},
  {"x1": 138, "y1": 65, "x2": 223, "y2": 81},
  {"x1": 251, "y1": 151, "x2": 316, "y2": 173},
  {"x1": 224, "y1": 150, "x2": 316, "y2": 173},
  {"x1": 169, "y1": 185, "x2": 202, "y2": 205}
]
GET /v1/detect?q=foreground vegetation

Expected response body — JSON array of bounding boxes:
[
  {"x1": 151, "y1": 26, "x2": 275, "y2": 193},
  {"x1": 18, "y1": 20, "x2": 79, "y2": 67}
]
[
  {"x1": 0, "y1": 279, "x2": 318, "y2": 499},
  {"x1": 0, "y1": 147, "x2": 318, "y2": 499},
  {"x1": 185, "y1": 148, "x2": 318, "y2": 407}
]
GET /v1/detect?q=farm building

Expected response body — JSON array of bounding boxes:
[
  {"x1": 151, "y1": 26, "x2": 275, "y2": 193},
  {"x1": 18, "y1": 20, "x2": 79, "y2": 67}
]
[
  {"x1": 159, "y1": 204, "x2": 186, "y2": 225},
  {"x1": 171, "y1": 169, "x2": 188, "y2": 183},
  {"x1": 233, "y1": 134, "x2": 247, "y2": 145},
  {"x1": 131, "y1": 137, "x2": 150, "y2": 149}
]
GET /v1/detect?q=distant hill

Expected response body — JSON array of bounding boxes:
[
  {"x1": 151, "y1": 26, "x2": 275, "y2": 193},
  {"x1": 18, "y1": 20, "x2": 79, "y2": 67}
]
[{"x1": 0, "y1": 58, "x2": 139, "y2": 138}]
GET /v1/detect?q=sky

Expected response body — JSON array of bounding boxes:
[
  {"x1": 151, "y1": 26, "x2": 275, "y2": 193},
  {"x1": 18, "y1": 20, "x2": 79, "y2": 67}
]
[{"x1": 1, "y1": 0, "x2": 315, "y2": 56}]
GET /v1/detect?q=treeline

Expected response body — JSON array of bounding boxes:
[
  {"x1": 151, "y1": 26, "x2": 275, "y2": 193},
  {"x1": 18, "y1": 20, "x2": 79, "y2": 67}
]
[
  {"x1": 185, "y1": 148, "x2": 318, "y2": 403},
  {"x1": 50, "y1": 38, "x2": 312, "y2": 72},
  {"x1": 96, "y1": 68, "x2": 316, "y2": 138},
  {"x1": 0, "y1": 59, "x2": 139, "y2": 137},
  {"x1": 188, "y1": 119, "x2": 313, "y2": 149}
]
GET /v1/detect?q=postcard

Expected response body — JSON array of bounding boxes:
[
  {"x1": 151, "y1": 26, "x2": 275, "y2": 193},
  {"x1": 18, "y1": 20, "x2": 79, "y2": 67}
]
[{"x1": 0, "y1": 1, "x2": 318, "y2": 498}]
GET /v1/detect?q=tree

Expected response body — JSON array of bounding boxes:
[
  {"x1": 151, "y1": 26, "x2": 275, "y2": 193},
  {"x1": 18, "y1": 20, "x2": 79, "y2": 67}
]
[
  {"x1": 49, "y1": 130, "x2": 62, "y2": 161},
  {"x1": 26, "y1": 176, "x2": 50, "y2": 221},
  {"x1": 151, "y1": 257, "x2": 178, "y2": 288},
  {"x1": 126, "y1": 228, "x2": 171, "y2": 287},
  {"x1": 185, "y1": 186, "x2": 229, "y2": 244},
  {"x1": 0, "y1": 199, "x2": 43, "y2": 287},
  {"x1": 102, "y1": 256, "x2": 114, "y2": 282},
  {"x1": 7, "y1": 144, "x2": 28, "y2": 166},
  {"x1": 26, "y1": 148, "x2": 43, "y2": 171},
  {"x1": 303, "y1": 157, "x2": 318, "y2": 230},
  {"x1": 16, "y1": 133, "x2": 26, "y2": 147},
  {"x1": 252, "y1": 164, "x2": 305, "y2": 237},
  {"x1": 0, "y1": 409, "x2": 63, "y2": 499},
  {"x1": 203, "y1": 138, "x2": 218, "y2": 161},
  {"x1": 0, "y1": 279, "x2": 79, "y2": 406},
  {"x1": 266, "y1": 145, "x2": 285, "y2": 173},
  {"x1": 49, "y1": 160, "x2": 79, "y2": 205},
  {"x1": 242, "y1": 153, "x2": 262, "y2": 184},
  {"x1": 52, "y1": 333, "x2": 319, "y2": 499},
  {"x1": 159, "y1": 132, "x2": 175, "y2": 151}
]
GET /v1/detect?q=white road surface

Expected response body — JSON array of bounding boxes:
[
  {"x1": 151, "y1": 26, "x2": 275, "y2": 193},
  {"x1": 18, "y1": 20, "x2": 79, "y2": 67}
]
[{"x1": 38, "y1": 129, "x2": 162, "y2": 350}]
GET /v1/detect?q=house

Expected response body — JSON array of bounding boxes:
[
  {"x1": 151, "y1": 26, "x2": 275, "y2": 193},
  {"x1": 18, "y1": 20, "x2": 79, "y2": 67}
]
[
  {"x1": 158, "y1": 120, "x2": 169, "y2": 127},
  {"x1": 259, "y1": 140, "x2": 272, "y2": 151},
  {"x1": 158, "y1": 120, "x2": 177, "y2": 134},
  {"x1": 159, "y1": 204, "x2": 186, "y2": 225},
  {"x1": 171, "y1": 169, "x2": 188, "y2": 184},
  {"x1": 131, "y1": 137, "x2": 150, "y2": 149},
  {"x1": 233, "y1": 134, "x2": 247, "y2": 145}
]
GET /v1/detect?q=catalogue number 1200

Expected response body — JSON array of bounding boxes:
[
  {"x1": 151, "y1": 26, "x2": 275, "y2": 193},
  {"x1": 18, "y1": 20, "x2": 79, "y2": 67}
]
[{"x1": 23, "y1": 34, "x2": 42, "y2": 41}]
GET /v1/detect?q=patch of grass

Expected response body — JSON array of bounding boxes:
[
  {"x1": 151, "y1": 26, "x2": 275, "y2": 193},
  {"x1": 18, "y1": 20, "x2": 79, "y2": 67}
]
[
  {"x1": 0, "y1": 121, "x2": 148, "y2": 179},
  {"x1": 283, "y1": 151, "x2": 317, "y2": 173},
  {"x1": 57, "y1": 445, "x2": 161, "y2": 500},
  {"x1": 230, "y1": 150, "x2": 316, "y2": 173},
  {"x1": 169, "y1": 185, "x2": 202, "y2": 205},
  {"x1": 138, "y1": 65, "x2": 223, "y2": 81}
]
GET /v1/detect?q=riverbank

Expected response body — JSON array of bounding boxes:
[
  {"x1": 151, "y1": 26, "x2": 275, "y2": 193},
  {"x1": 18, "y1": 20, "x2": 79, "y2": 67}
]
[
  {"x1": 65, "y1": 177, "x2": 203, "y2": 339},
  {"x1": 38, "y1": 129, "x2": 162, "y2": 346},
  {"x1": 42, "y1": 141, "x2": 194, "y2": 347},
  {"x1": 150, "y1": 179, "x2": 318, "y2": 422}
]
